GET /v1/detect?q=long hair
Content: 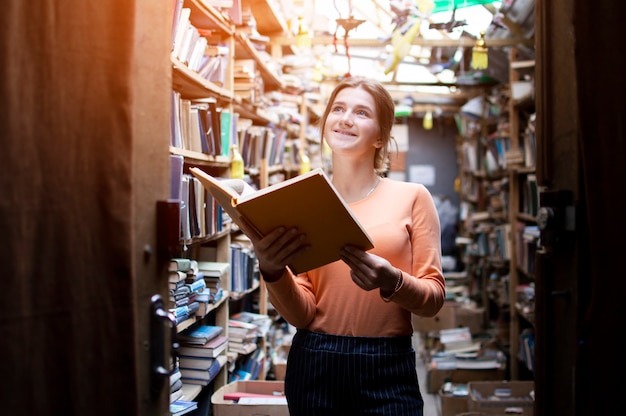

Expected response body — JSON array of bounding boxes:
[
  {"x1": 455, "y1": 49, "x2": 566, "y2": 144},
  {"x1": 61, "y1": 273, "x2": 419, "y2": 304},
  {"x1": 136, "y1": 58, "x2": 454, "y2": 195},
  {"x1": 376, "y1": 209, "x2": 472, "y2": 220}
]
[{"x1": 319, "y1": 77, "x2": 395, "y2": 173}]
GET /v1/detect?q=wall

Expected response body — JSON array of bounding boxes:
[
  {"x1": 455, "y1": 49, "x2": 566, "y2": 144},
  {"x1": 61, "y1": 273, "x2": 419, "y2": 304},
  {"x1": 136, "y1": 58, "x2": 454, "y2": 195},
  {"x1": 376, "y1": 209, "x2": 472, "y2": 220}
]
[
  {"x1": 403, "y1": 115, "x2": 460, "y2": 258},
  {"x1": 404, "y1": 115, "x2": 459, "y2": 208}
]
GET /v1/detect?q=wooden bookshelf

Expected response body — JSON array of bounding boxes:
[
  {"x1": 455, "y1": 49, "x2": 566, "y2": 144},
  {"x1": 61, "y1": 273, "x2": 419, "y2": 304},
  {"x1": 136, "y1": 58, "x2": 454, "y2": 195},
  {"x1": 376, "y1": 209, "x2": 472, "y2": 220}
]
[{"x1": 168, "y1": 0, "x2": 310, "y2": 406}]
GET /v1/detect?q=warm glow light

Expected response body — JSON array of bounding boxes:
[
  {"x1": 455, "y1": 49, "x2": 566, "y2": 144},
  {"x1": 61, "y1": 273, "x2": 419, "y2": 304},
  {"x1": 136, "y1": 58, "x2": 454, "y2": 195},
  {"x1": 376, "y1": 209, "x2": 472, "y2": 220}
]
[
  {"x1": 471, "y1": 31, "x2": 488, "y2": 70},
  {"x1": 423, "y1": 111, "x2": 433, "y2": 130},
  {"x1": 295, "y1": 16, "x2": 311, "y2": 50}
]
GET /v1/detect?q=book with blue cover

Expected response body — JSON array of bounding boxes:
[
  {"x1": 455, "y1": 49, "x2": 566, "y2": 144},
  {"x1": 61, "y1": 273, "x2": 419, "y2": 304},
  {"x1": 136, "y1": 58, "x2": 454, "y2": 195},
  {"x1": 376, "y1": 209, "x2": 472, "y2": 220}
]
[
  {"x1": 178, "y1": 324, "x2": 223, "y2": 345},
  {"x1": 170, "y1": 400, "x2": 197, "y2": 416}
]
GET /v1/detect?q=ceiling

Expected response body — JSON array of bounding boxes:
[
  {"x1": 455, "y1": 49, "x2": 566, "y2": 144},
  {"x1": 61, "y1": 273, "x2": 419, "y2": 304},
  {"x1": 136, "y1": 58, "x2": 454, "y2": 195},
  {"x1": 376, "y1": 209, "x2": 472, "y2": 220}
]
[{"x1": 263, "y1": 0, "x2": 535, "y2": 107}]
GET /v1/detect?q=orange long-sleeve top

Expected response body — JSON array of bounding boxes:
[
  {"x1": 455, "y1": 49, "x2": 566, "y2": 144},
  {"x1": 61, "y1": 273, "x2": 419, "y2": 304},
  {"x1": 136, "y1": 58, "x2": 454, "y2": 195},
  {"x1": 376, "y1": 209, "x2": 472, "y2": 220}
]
[{"x1": 264, "y1": 178, "x2": 446, "y2": 337}]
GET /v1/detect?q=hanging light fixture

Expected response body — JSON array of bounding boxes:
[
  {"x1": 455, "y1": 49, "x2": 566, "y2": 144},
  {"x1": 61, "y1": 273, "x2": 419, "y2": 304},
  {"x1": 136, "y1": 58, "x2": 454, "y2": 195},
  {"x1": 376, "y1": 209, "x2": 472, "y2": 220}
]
[
  {"x1": 332, "y1": 0, "x2": 364, "y2": 77},
  {"x1": 471, "y1": 31, "x2": 488, "y2": 70},
  {"x1": 423, "y1": 110, "x2": 433, "y2": 130}
]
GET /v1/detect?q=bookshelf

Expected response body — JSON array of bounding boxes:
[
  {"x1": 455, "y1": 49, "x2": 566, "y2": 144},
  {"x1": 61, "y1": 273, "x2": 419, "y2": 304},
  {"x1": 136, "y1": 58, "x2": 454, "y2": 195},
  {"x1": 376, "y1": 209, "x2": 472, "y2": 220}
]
[
  {"x1": 168, "y1": 0, "x2": 307, "y2": 408},
  {"x1": 505, "y1": 48, "x2": 537, "y2": 380},
  {"x1": 455, "y1": 48, "x2": 537, "y2": 382}
]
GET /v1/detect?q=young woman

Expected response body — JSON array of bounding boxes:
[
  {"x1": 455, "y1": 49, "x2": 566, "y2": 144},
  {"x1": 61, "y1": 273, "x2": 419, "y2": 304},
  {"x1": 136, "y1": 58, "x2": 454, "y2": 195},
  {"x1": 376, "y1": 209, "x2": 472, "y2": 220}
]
[{"x1": 240, "y1": 76, "x2": 445, "y2": 415}]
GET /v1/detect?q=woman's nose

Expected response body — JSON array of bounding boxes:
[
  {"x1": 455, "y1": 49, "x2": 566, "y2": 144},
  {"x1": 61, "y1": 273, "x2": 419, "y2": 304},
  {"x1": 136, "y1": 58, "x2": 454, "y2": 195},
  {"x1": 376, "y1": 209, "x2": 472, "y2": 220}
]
[{"x1": 340, "y1": 112, "x2": 354, "y2": 125}]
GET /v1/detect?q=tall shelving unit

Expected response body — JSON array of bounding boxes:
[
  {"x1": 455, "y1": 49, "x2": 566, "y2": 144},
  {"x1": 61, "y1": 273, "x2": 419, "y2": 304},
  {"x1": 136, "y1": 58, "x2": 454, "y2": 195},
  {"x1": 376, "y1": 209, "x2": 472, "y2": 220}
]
[
  {"x1": 168, "y1": 0, "x2": 307, "y2": 406},
  {"x1": 455, "y1": 48, "x2": 537, "y2": 382},
  {"x1": 169, "y1": 0, "x2": 236, "y2": 401},
  {"x1": 505, "y1": 47, "x2": 537, "y2": 380}
]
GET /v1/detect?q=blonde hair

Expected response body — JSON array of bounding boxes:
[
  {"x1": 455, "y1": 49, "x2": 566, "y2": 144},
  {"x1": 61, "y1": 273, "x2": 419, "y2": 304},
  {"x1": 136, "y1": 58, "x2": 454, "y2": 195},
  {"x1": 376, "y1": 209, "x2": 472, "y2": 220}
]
[{"x1": 319, "y1": 77, "x2": 395, "y2": 173}]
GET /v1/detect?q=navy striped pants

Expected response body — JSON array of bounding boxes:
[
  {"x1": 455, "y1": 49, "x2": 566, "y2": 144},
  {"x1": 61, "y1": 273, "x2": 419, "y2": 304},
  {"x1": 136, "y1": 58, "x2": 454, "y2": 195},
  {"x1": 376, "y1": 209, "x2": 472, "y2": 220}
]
[{"x1": 284, "y1": 329, "x2": 424, "y2": 415}]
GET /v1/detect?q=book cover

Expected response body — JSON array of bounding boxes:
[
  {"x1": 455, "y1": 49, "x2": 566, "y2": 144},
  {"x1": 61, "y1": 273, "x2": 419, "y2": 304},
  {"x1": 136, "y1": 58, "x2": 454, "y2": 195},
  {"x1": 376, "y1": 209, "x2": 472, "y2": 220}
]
[
  {"x1": 169, "y1": 258, "x2": 192, "y2": 272},
  {"x1": 180, "y1": 355, "x2": 226, "y2": 384},
  {"x1": 188, "y1": 167, "x2": 374, "y2": 274},
  {"x1": 169, "y1": 400, "x2": 197, "y2": 416},
  {"x1": 178, "y1": 334, "x2": 228, "y2": 358},
  {"x1": 220, "y1": 109, "x2": 232, "y2": 157},
  {"x1": 197, "y1": 261, "x2": 230, "y2": 278},
  {"x1": 179, "y1": 355, "x2": 217, "y2": 370},
  {"x1": 178, "y1": 324, "x2": 223, "y2": 345},
  {"x1": 170, "y1": 154, "x2": 184, "y2": 200}
]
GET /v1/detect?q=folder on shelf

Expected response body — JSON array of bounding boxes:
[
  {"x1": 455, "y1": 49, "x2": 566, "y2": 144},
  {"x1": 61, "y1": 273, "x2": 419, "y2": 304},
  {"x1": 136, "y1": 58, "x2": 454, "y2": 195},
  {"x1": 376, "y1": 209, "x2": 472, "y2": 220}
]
[{"x1": 189, "y1": 167, "x2": 374, "y2": 274}]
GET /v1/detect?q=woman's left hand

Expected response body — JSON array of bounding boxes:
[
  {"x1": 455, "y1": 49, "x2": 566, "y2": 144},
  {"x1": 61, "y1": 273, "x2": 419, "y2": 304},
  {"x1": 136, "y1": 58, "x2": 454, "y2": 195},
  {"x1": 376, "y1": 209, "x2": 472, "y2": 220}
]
[{"x1": 340, "y1": 246, "x2": 399, "y2": 293}]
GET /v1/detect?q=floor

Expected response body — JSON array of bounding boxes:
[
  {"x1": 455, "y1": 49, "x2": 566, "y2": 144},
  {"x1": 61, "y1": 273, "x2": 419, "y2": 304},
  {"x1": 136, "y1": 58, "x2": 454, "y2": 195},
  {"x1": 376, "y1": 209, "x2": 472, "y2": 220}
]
[{"x1": 414, "y1": 332, "x2": 442, "y2": 416}]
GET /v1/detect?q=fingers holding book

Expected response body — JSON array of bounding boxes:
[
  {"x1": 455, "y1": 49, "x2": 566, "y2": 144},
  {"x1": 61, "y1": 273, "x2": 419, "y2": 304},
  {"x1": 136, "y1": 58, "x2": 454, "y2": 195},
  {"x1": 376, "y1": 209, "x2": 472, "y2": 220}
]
[{"x1": 251, "y1": 226, "x2": 310, "y2": 282}]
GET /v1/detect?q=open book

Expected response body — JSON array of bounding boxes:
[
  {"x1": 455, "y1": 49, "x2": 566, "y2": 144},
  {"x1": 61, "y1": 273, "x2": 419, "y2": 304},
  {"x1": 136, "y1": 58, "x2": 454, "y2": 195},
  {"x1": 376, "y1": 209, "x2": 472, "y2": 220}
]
[{"x1": 189, "y1": 167, "x2": 374, "y2": 274}]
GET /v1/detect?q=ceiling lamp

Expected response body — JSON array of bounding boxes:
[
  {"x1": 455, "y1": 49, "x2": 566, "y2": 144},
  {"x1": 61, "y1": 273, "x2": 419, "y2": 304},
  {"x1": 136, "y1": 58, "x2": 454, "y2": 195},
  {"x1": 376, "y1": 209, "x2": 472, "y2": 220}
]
[
  {"x1": 471, "y1": 31, "x2": 488, "y2": 70},
  {"x1": 333, "y1": 15, "x2": 365, "y2": 77},
  {"x1": 423, "y1": 110, "x2": 433, "y2": 130}
]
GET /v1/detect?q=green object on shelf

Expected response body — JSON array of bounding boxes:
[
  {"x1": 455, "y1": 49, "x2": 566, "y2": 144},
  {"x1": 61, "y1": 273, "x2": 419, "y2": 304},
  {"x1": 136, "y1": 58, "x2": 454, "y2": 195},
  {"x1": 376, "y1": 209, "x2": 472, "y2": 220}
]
[{"x1": 432, "y1": 0, "x2": 499, "y2": 14}]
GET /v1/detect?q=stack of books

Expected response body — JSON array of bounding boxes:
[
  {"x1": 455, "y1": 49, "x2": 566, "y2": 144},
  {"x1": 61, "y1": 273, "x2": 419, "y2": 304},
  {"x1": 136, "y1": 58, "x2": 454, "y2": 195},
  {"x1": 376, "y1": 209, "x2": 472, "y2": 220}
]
[
  {"x1": 228, "y1": 319, "x2": 258, "y2": 355},
  {"x1": 197, "y1": 261, "x2": 229, "y2": 305},
  {"x1": 169, "y1": 365, "x2": 184, "y2": 403},
  {"x1": 169, "y1": 259, "x2": 206, "y2": 325},
  {"x1": 169, "y1": 399, "x2": 197, "y2": 416},
  {"x1": 177, "y1": 324, "x2": 228, "y2": 386}
]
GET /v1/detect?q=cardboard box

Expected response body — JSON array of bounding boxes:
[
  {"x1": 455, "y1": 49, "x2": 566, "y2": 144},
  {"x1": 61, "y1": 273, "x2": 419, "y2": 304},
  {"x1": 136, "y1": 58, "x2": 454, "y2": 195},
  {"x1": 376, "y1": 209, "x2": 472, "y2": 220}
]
[
  {"x1": 467, "y1": 381, "x2": 535, "y2": 415},
  {"x1": 440, "y1": 384, "x2": 469, "y2": 416},
  {"x1": 212, "y1": 380, "x2": 288, "y2": 416},
  {"x1": 412, "y1": 302, "x2": 486, "y2": 335},
  {"x1": 412, "y1": 302, "x2": 457, "y2": 333},
  {"x1": 272, "y1": 344, "x2": 290, "y2": 381},
  {"x1": 426, "y1": 364, "x2": 507, "y2": 394},
  {"x1": 455, "y1": 305, "x2": 486, "y2": 335}
]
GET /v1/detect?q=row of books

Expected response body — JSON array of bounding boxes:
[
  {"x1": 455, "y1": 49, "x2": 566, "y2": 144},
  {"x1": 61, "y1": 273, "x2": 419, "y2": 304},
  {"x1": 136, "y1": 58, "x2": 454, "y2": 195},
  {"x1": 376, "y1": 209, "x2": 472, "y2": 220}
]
[
  {"x1": 515, "y1": 224, "x2": 540, "y2": 276},
  {"x1": 170, "y1": 93, "x2": 233, "y2": 157},
  {"x1": 238, "y1": 124, "x2": 289, "y2": 171},
  {"x1": 230, "y1": 239, "x2": 259, "y2": 294},
  {"x1": 171, "y1": 155, "x2": 229, "y2": 244},
  {"x1": 170, "y1": 92, "x2": 291, "y2": 172},
  {"x1": 171, "y1": 2, "x2": 229, "y2": 85}
]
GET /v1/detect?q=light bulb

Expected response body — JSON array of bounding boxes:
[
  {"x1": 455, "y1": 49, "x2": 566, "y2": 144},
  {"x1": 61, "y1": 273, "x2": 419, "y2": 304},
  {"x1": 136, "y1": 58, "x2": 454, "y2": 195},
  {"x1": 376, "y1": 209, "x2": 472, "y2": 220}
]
[{"x1": 423, "y1": 111, "x2": 433, "y2": 130}]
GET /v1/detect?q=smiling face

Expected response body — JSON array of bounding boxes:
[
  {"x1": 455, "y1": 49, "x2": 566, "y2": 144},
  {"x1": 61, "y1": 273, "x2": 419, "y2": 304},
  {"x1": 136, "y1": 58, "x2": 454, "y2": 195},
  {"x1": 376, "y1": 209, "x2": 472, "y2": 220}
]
[
  {"x1": 323, "y1": 87, "x2": 382, "y2": 162},
  {"x1": 319, "y1": 77, "x2": 395, "y2": 172}
]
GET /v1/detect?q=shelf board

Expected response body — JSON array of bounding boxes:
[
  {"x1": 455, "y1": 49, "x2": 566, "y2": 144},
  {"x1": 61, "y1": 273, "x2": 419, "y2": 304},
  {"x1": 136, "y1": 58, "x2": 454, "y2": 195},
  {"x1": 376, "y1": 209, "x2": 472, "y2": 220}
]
[
  {"x1": 241, "y1": 0, "x2": 289, "y2": 35},
  {"x1": 187, "y1": 0, "x2": 234, "y2": 35},
  {"x1": 170, "y1": 146, "x2": 230, "y2": 166},
  {"x1": 172, "y1": 57, "x2": 234, "y2": 101},
  {"x1": 181, "y1": 383, "x2": 203, "y2": 401},
  {"x1": 234, "y1": 33, "x2": 283, "y2": 91},
  {"x1": 510, "y1": 59, "x2": 536, "y2": 70}
]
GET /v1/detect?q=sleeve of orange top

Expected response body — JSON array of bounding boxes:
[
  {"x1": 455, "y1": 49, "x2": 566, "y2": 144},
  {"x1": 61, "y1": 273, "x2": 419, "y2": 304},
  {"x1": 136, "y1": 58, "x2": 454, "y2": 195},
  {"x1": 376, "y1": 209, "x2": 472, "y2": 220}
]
[
  {"x1": 264, "y1": 269, "x2": 318, "y2": 328},
  {"x1": 391, "y1": 184, "x2": 446, "y2": 317}
]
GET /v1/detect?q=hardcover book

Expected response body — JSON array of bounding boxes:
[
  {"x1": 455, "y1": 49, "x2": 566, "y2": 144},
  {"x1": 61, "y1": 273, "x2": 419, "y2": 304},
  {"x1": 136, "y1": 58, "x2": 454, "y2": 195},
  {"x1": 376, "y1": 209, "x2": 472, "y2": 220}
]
[
  {"x1": 178, "y1": 324, "x2": 223, "y2": 345},
  {"x1": 189, "y1": 167, "x2": 374, "y2": 274},
  {"x1": 178, "y1": 334, "x2": 228, "y2": 359}
]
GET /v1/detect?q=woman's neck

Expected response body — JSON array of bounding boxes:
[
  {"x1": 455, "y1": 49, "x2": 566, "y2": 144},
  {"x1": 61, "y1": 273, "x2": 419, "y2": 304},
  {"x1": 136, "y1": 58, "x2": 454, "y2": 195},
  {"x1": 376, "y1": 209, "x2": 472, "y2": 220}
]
[{"x1": 331, "y1": 163, "x2": 381, "y2": 203}]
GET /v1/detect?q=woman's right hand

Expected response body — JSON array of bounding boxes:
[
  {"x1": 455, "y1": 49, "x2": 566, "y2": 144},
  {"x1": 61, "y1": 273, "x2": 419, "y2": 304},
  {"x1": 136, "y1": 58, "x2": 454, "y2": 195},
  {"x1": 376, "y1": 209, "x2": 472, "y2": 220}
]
[{"x1": 238, "y1": 218, "x2": 309, "y2": 281}]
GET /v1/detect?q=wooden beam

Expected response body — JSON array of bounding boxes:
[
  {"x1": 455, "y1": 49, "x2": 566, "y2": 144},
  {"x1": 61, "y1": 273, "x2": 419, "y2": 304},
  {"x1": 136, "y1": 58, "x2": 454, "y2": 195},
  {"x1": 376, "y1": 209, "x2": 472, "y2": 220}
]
[{"x1": 269, "y1": 35, "x2": 533, "y2": 48}]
